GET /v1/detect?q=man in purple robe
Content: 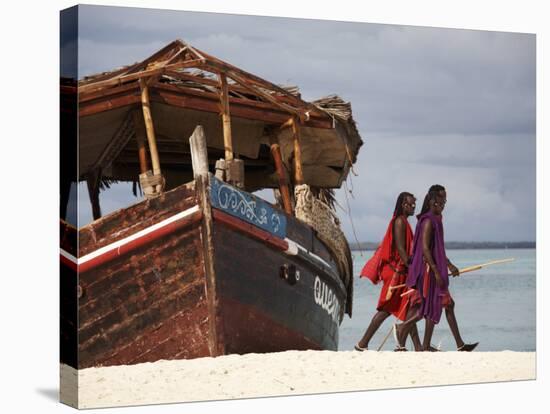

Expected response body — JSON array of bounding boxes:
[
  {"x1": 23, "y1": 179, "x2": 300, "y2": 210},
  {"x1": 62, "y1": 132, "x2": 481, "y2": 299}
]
[{"x1": 394, "y1": 185, "x2": 479, "y2": 351}]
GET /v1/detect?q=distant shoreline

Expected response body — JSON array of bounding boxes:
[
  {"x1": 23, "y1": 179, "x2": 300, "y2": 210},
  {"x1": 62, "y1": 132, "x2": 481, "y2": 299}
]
[{"x1": 350, "y1": 241, "x2": 536, "y2": 251}]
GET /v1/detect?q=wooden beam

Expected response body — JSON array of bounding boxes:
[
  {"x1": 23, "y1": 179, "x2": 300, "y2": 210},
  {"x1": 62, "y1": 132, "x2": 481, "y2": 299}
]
[
  {"x1": 139, "y1": 77, "x2": 162, "y2": 193},
  {"x1": 270, "y1": 141, "x2": 293, "y2": 215},
  {"x1": 78, "y1": 40, "x2": 186, "y2": 87},
  {"x1": 164, "y1": 70, "x2": 269, "y2": 100},
  {"x1": 79, "y1": 82, "x2": 139, "y2": 103},
  {"x1": 78, "y1": 59, "x2": 205, "y2": 95},
  {"x1": 78, "y1": 83, "x2": 334, "y2": 129},
  {"x1": 216, "y1": 67, "x2": 303, "y2": 118},
  {"x1": 291, "y1": 116, "x2": 304, "y2": 185},
  {"x1": 218, "y1": 73, "x2": 234, "y2": 162},
  {"x1": 195, "y1": 49, "x2": 316, "y2": 112},
  {"x1": 195, "y1": 174, "x2": 225, "y2": 356},
  {"x1": 79, "y1": 94, "x2": 141, "y2": 117},
  {"x1": 189, "y1": 125, "x2": 209, "y2": 177}
]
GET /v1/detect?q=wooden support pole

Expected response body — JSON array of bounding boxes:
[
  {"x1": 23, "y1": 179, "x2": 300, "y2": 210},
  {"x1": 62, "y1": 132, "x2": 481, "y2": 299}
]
[
  {"x1": 132, "y1": 109, "x2": 149, "y2": 174},
  {"x1": 139, "y1": 77, "x2": 162, "y2": 194},
  {"x1": 86, "y1": 170, "x2": 102, "y2": 220},
  {"x1": 279, "y1": 117, "x2": 294, "y2": 130},
  {"x1": 270, "y1": 142, "x2": 293, "y2": 215},
  {"x1": 189, "y1": 125, "x2": 209, "y2": 178},
  {"x1": 291, "y1": 116, "x2": 304, "y2": 185},
  {"x1": 218, "y1": 73, "x2": 234, "y2": 162}
]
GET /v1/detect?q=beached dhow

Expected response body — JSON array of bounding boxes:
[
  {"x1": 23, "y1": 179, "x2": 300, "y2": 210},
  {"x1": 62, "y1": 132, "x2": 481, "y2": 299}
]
[{"x1": 60, "y1": 39, "x2": 363, "y2": 369}]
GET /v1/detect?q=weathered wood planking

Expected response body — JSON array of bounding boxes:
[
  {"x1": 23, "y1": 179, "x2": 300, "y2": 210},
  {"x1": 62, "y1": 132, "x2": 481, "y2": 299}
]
[
  {"x1": 211, "y1": 218, "x2": 345, "y2": 353},
  {"x1": 78, "y1": 223, "x2": 210, "y2": 368},
  {"x1": 60, "y1": 220, "x2": 78, "y2": 368},
  {"x1": 79, "y1": 181, "x2": 196, "y2": 256}
]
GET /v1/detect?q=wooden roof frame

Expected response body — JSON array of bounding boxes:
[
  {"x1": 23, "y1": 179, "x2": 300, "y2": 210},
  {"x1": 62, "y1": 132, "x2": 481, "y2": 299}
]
[{"x1": 77, "y1": 39, "x2": 334, "y2": 126}]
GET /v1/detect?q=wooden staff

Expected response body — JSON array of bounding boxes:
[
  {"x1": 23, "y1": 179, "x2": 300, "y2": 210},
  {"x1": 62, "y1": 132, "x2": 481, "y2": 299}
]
[
  {"x1": 386, "y1": 283, "x2": 407, "y2": 300},
  {"x1": 389, "y1": 283, "x2": 407, "y2": 292},
  {"x1": 377, "y1": 325, "x2": 394, "y2": 351},
  {"x1": 455, "y1": 258, "x2": 515, "y2": 275},
  {"x1": 218, "y1": 73, "x2": 234, "y2": 162},
  {"x1": 400, "y1": 258, "x2": 515, "y2": 297}
]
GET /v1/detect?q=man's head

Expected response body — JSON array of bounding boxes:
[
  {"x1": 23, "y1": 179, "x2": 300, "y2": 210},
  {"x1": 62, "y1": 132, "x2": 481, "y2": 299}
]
[
  {"x1": 428, "y1": 184, "x2": 446, "y2": 215},
  {"x1": 418, "y1": 184, "x2": 447, "y2": 217},
  {"x1": 429, "y1": 189, "x2": 447, "y2": 215},
  {"x1": 394, "y1": 192, "x2": 416, "y2": 217}
]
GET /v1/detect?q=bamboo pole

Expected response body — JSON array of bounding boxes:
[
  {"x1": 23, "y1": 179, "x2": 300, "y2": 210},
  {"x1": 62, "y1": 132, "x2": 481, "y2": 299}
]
[
  {"x1": 399, "y1": 258, "x2": 515, "y2": 298},
  {"x1": 138, "y1": 77, "x2": 162, "y2": 193},
  {"x1": 270, "y1": 142, "x2": 293, "y2": 215},
  {"x1": 219, "y1": 73, "x2": 234, "y2": 162},
  {"x1": 291, "y1": 116, "x2": 304, "y2": 185},
  {"x1": 132, "y1": 110, "x2": 149, "y2": 174}
]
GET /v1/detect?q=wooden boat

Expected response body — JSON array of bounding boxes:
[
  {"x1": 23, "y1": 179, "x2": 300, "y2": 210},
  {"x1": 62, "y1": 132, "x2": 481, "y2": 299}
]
[{"x1": 60, "y1": 40, "x2": 363, "y2": 369}]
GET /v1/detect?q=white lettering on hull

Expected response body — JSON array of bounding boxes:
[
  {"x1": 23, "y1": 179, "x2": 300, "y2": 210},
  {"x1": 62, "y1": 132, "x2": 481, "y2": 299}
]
[{"x1": 314, "y1": 276, "x2": 341, "y2": 324}]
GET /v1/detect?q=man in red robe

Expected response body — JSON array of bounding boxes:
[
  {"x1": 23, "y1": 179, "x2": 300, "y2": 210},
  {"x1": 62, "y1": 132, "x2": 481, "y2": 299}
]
[{"x1": 355, "y1": 192, "x2": 422, "y2": 351}]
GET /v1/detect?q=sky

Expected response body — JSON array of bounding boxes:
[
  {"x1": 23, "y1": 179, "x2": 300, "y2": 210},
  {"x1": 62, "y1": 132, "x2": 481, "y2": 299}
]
[{"x1": 70, "y1": 5, "x2": 536, "y2": 242}]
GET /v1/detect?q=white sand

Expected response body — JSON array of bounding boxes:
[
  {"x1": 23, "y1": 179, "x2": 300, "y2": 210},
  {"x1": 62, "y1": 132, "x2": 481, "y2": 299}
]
[{"x1": 60, "y1": 350, "x2": 535, "y2": 409}]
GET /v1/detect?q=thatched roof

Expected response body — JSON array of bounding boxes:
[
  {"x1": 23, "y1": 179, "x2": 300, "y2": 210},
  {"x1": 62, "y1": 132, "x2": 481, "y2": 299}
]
[{"x1": 64, "y1": 39, "x2": 363, "y2": 192}]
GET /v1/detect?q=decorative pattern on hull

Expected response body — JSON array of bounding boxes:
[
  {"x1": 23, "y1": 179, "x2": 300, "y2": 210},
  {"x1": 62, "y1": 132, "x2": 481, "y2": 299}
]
[{"x1": 210, "y1": 176, "x2": 287, "y2": 239}]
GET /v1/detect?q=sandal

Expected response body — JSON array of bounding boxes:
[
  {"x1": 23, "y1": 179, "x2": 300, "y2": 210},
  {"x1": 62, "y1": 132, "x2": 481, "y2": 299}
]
[
  {"x1": 394, "y1": 346, "x2": 408, "y2": 352},
  {"x1": 354, "y1": 344, "x2": 368, "y2": 352},
  {"x1": 457, "y1": 342, "x2": 479, "y2": 352}
]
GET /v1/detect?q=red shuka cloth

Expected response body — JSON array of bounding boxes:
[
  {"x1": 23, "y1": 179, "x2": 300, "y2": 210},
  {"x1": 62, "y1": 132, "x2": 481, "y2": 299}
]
[{"x1": 360, "y1": 215, "x2": 413, "y2": 320}]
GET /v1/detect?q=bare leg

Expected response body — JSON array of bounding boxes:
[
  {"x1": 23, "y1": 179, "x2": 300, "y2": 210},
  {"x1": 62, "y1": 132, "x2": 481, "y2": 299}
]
[
  {"x1": 445, "y1": 299, "x2": 479, "y2": 351},
  {"x1": 423, "y1": 319, "x2": 436, "y2": 351},
  {"x1": 395, "y1": 304, "x2": 422, "y2": 348},
  {"x1": 357, "y1": 310, "x2": 391, "y2": 348},
  {"x1": 409, "y1": 323, "x2": 422, "y2": 351},
  {"x1": 444, "y1": 299, "x2": 465, "y2": 348}
]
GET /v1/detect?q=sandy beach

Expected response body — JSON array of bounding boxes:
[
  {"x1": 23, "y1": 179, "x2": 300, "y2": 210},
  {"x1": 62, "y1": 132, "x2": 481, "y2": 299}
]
[{"x1": 61, "y1": 350, "x2": 535, "y2": 409}]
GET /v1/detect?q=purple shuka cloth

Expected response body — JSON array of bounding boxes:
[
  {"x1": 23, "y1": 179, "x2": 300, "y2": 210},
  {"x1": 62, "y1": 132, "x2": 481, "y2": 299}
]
[{"x1": 406, "y1": 211, "x2": 449, "y2": 323}]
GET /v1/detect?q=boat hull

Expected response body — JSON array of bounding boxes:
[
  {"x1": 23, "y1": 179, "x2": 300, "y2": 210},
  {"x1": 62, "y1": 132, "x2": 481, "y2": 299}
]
[{"x1": 60, "y1": 175, "x2": 348, "y2": 369}]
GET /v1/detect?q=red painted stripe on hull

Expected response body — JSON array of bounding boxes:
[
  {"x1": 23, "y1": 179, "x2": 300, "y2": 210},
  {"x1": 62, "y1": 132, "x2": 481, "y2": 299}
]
[
  {"x1": 60, "y1": 253, "x2": 77, "y2": 271},
  {"x1": 212, "y1": 208, "x2": 289, "y2": 251},
  {"x1": 60, "y1": 210, "x2": 203, "y2": 273}
]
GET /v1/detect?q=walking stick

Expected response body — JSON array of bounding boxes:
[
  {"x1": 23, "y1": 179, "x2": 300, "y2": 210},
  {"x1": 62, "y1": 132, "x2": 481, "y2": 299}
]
[
  {"x1": 399, "y1": 258, "x2": 515, "y2": 297},
  {"x1": 377, "y1": 325, "x2": 394, "y2": 351}
]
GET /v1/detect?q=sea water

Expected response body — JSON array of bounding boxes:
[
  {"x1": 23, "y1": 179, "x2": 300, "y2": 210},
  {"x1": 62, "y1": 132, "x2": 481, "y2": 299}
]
[{"x1": 339, "y1": 248, "x2": 536, "y2": 352}]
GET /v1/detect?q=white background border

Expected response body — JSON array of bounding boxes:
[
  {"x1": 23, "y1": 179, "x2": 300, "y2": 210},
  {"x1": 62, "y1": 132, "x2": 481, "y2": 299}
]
[{"x1": 1, "y1": 1, "x2": 545, "y2": 413}]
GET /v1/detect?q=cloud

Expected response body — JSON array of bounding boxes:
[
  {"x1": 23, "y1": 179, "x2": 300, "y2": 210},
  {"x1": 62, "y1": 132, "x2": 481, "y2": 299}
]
[{"x1": 74, "y1": 5, "x2": 536, "y2": 242}]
